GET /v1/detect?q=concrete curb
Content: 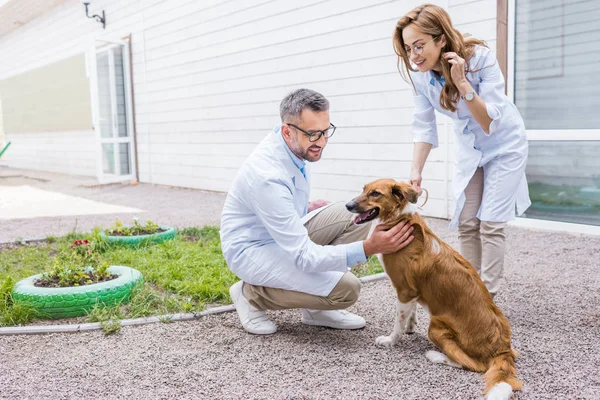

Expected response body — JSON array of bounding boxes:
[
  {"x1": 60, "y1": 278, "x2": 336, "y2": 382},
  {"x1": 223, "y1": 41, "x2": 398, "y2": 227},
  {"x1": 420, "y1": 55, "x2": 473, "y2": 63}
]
[
  {"x1": 0, "y1": 273, "x2": 389, "y2": 336},
  {"x1": 0, "y1": 237, "x2": 48, "y2": 246}
]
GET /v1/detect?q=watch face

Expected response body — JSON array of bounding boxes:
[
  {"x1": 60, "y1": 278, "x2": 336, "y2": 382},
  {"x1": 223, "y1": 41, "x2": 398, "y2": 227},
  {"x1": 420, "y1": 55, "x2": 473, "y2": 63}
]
[{"x1": 465, "y1": 92, "x2": 475, "y2": 101}]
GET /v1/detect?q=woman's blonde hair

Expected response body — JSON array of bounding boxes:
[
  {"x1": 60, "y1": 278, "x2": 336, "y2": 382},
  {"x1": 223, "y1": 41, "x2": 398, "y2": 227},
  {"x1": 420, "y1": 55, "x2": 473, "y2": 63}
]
[{"x1": 393, "y1": 4, "x2": 488, "y2": 112}]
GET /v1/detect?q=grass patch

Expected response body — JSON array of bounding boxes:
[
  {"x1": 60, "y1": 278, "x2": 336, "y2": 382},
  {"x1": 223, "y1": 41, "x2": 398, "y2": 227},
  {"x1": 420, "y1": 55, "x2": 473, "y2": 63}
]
[
  {"x1": 0, "y1": 225, "x2": 384, "y2": 328},
  {"x1": 353, "y1": 256, "x2": 384, "y2": 278},
  {"x1": 0, "y1": 276, "x2": 40, "y2": 326},
  {"x1": 100, "y1": 319, "x2": 122, "y2": 335},
  {"x1": 0, "y1": 226, "x2": 234, "y2": 327}
]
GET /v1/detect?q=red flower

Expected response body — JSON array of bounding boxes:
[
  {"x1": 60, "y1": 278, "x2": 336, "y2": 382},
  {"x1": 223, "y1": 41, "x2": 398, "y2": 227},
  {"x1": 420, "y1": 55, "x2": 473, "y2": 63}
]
[{"x1": 71, "y1": 239, "x2": 90, "y2": 249}]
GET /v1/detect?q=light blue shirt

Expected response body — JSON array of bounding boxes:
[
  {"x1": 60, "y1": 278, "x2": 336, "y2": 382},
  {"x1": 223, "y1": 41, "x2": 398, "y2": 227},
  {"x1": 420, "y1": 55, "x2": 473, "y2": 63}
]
[{"x1": 220, "y1": 125, "x2": 366, "y2": 296}]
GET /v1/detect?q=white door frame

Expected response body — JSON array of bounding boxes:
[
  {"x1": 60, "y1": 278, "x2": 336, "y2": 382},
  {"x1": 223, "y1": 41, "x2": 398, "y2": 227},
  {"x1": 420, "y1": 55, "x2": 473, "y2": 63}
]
[
  {"x1": 506, "y1": 0, "x2": 600, "y2": 236},
  {"x1": 89, "y1": 39, "x2": 137, "y2": 184}
]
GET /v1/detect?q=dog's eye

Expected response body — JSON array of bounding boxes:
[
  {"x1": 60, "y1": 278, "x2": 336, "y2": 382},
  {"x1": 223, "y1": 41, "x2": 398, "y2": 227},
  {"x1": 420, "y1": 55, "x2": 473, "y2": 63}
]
[{"x1": 370, "y1": 191, "x2": 381, "y2": 197}]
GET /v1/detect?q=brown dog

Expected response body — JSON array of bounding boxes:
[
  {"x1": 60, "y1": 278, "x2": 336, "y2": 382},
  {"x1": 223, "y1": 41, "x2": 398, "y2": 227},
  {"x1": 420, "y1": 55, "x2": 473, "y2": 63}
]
[{"x1": 346, "y1": 178, "x2": 522, "y2": 400}]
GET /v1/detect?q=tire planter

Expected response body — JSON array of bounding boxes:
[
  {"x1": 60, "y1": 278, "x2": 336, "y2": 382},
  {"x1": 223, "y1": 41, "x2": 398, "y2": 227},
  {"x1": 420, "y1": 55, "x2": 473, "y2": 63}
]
[
  {"x1": 12, "y1": 266, "x2": 143, "y2": 319},
  {"x1": 100, "y1": 226, "x2": 177, "y2": 247}
]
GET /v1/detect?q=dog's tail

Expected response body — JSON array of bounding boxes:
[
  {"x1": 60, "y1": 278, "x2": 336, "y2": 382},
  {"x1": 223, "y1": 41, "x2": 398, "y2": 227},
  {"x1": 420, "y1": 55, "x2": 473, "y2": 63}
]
[{"x1": 484, "y1": 351, "x2": 522, "y2": 398}]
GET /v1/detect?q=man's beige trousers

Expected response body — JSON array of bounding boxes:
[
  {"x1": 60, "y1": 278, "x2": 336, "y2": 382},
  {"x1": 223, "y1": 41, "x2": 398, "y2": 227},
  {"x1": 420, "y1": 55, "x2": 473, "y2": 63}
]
[{"x1": 244, "y1": 202, "x2": 371, "y2": 310}]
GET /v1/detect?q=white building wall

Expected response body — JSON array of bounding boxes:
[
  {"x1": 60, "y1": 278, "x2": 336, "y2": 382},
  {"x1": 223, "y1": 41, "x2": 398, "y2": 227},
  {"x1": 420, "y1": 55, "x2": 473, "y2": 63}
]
[
  {"x1": 0, "y1": 0, "x2": 146, "y2": 176},
  {"x1": 0, "y1": 0, "x2": 498, "y2": 219}
]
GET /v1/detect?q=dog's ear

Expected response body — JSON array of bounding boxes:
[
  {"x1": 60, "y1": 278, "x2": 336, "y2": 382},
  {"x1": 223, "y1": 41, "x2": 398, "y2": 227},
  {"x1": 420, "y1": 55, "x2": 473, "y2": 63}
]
[{"x1": 392, "y1": 183, "x2": 419, "y2": 204}]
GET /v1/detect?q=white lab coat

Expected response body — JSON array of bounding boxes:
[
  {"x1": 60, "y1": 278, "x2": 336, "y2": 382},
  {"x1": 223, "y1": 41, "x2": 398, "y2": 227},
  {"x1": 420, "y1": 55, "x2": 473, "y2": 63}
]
[
  {"x1": 220, "y1": 126, "x2": 359, "y2": 297},
  {"x1": 410, "y1": 45, "x2": 531, "y2": 229}
]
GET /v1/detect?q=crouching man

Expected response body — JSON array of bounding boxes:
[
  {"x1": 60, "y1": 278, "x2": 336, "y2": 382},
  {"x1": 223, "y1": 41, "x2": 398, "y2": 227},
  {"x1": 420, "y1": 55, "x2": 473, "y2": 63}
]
[{"x1": 220, "y1": 88, "x2": 414, "y2": 335}]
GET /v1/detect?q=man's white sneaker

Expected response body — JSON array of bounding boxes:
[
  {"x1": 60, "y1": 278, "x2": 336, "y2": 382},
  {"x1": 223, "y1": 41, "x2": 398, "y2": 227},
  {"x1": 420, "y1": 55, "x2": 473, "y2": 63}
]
[
  {"x1": 229, "y1": 281, "x2": 277, "y2": 335},
  {"x1": 301, "y1": 309, "x2": 366, "y2": 330}
]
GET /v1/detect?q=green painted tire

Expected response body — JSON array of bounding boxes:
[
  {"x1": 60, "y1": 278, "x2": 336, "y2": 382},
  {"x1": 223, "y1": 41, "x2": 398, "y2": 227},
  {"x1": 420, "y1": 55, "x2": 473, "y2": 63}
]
[
  {"x1": 12, "y1": 266, "x2": 143, "y2": 319},
  {"x1": 100, "y1": 226, "x2": 177, "y2": 247}
]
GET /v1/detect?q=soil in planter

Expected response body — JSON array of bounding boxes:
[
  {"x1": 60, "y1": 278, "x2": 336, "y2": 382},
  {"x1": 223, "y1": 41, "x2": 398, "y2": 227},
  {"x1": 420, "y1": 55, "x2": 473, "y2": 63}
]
[
  {"x1": 34, "y1": 273, "x2": 119, "y2": 288},
  {"x1": 106, "y1": 228, "x2": 168, "y2": 237}
]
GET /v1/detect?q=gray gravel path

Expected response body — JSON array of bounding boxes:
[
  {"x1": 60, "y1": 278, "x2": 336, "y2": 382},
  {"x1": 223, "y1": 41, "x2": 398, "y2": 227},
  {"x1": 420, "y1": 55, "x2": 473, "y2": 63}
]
[{"x1": 1, "y1": 216, "x2": 599, "y2": 399}]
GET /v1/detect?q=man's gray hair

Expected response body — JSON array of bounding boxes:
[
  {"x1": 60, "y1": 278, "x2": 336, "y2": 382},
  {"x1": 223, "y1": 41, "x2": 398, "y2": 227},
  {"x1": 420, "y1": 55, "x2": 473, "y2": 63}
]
[{"x1": 279, "y1": 88, "x2": 329, "y2": 122}]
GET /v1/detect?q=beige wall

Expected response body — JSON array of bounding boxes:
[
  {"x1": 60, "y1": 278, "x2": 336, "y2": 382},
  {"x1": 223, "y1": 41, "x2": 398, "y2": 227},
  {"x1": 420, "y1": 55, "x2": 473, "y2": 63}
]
[{"x1": 0, "y1": 53, "x2": 92, "y2": 133}]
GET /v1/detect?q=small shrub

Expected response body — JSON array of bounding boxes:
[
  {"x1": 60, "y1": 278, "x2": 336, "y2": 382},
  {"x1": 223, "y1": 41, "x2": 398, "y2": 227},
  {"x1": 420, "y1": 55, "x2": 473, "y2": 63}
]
[
  {"x1": 100, "y1": 319, "x2": 121, "y2": 335},
  {"x1": 35, "y1": 240, "x2": 113, "y2": 288},
  {"x1": 87, "y1": 302, "x2": 124, "y2": 323},
  {"x1": 106, "y1": 218, "x2": 163, "y2": 237}
]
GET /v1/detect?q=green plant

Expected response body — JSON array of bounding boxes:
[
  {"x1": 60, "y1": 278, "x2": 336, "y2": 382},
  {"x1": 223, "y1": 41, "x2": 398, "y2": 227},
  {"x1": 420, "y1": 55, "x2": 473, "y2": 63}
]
[
  {"x1": 353, "y1": 256, "x2": 384, "y2": 278},
  {"x1": 0, "y1": 301, "x2": 40, "y2": 326},
  {"x1": 158, "y1": 314, "x2": 173, "y2": 323},
  {"x1": 0, "y1": 276, "x2": 14, "y2": 310},
  {"x1": 45, "y1": 235, "x2": 57, "y2": 244},
  {"x1": 106, "y1": 218, "x2": 163, "y2": 237},
  {"x1": 36, "y1": 239, "x2": 112, "y2": 288},
  {"x1": 87, "y1": 302, "x2": 125, "y2": 323},
  {"x1": 100, "y1": 319, "x2": 121, "y2": 335},
  {"x1": 178, "y1": 226, "x2": 220, "y2": 243},
  {"x1": 0, "y1": 277, "x2": 40, "y2": 326}
]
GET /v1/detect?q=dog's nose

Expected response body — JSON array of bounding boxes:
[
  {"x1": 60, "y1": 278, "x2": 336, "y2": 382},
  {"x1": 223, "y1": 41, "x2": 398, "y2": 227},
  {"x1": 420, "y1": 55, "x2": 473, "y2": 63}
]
[{"x1": 345, "y1": 201, "x2": 356, "y2": 211}]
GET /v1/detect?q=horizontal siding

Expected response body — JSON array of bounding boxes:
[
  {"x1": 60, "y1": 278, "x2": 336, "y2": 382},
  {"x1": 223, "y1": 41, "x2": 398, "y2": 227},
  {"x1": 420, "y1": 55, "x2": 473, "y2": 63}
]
[
  {"x1": 0, "y1": 130, "x2": 96, "y2": 175},
  {"x1": 135, "y1": 0, "x2": 450, "y2": 216},
  {"x1": 0, "y1": 0, "x2": 500, "y2": 220}
]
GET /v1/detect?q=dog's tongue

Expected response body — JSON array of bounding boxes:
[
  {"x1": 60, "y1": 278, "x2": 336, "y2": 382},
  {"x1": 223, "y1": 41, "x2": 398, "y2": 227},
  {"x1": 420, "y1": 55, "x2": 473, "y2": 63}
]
[{"x1": 354, "y1": 211, "x2": 371, "y2": 224}]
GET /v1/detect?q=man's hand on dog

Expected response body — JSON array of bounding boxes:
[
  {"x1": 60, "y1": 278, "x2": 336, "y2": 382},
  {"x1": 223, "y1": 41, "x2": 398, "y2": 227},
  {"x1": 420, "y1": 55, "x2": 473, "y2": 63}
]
[{"x1": 363, "y1": 221, "x2": 414, "y2": 257}]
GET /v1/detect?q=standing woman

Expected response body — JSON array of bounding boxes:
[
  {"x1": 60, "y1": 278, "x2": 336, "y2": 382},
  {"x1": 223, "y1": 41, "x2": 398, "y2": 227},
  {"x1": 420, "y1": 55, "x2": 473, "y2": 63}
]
[{"x1": 393, "y1": 4, "x2": 531, "y2": 297}]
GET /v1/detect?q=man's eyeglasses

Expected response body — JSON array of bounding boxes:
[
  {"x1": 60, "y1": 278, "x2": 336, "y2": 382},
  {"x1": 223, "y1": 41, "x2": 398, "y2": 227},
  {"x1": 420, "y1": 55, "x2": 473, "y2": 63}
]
[
  {"x1": 285, "y1": 123, "x2": 336, "y2": 142},
  {"x1": 405, "y1": 36, "x2": 439, "y2": 56}
]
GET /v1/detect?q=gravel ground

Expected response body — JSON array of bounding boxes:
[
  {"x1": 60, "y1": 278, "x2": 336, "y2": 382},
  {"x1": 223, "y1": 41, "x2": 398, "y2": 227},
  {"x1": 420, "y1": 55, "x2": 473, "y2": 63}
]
[{"x1": 1, "y1": 215, "x2": 599, "y2": 399}]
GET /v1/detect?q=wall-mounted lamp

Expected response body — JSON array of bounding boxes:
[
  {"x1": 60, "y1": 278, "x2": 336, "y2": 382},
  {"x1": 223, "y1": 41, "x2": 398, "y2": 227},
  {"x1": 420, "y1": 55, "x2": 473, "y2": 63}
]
[{"x1": 81, "y1": 1, "x2": 106, "y2": 29}]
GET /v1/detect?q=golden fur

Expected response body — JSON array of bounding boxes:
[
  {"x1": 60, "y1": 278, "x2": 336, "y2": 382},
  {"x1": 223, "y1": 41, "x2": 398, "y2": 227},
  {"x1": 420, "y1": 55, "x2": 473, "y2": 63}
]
[{"x1": 347, "y1": 178, "x2": 522, "y2": 396}]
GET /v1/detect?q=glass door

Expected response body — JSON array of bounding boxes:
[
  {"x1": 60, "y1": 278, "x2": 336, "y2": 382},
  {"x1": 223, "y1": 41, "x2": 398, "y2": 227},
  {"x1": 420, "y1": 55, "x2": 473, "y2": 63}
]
[{"x1": 92, "y1": 42, "x2": 136, "y2": 183}]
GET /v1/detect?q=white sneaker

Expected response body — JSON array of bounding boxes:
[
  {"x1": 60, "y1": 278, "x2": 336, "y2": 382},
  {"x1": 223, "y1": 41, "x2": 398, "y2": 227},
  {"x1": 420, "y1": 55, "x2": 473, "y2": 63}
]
[
  {"x1": 301, "y1": 309, "x2": 366, "y2": 330},
  {"x1": 229, "y1": 281, "x2": 277, "y2": 335}
]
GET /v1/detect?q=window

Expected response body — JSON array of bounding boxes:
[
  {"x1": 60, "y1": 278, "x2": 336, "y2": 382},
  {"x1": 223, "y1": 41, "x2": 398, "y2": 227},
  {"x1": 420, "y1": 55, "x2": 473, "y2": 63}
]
[
  {"x1": 525, "y1": 141, "x2": 600, "y2": 226},
  {"x1": 514, "y1": 0, "x2": 600, "y2": 129},
  {"x1": 513, "y1": 0, "x2": 600, "y2": 226}
]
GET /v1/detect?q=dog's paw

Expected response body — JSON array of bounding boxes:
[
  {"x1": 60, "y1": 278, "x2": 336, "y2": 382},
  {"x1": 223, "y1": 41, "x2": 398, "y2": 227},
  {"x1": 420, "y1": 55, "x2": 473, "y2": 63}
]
[
  {"x1": 375, "y1": 335, "x2": 397, "y2": 347},
  {"x1": 485, "y1": 383, "x2": 512, "y2": 400},
  {"x1": 425, "y1": 350, "x2": 447, "y2": 364},
  {"x1": 425, "y1": 350, "x2": 462, "y2": 368}
]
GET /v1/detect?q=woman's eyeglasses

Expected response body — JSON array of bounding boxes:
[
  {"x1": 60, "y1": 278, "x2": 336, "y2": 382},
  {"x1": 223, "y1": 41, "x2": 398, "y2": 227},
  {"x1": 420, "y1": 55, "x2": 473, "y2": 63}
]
[{"x1": 405, "y1": 36, "x2": 439, "y2": 56}]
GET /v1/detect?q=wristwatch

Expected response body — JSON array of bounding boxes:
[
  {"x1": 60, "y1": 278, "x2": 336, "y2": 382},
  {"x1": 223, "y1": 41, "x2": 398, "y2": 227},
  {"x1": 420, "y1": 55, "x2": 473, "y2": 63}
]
[{"x1": 461, "y1": 91, "x2": 475, "y2": 101}]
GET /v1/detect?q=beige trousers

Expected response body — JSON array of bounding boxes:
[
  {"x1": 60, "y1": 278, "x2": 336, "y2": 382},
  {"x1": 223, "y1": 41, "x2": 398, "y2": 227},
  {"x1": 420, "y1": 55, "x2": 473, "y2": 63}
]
[
  {"x1": 458, "y1": 167, "x2": 507, "y2": 296},
  {"x1": 244, "y1": 202, "x2": 371, "y2": 310}
]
